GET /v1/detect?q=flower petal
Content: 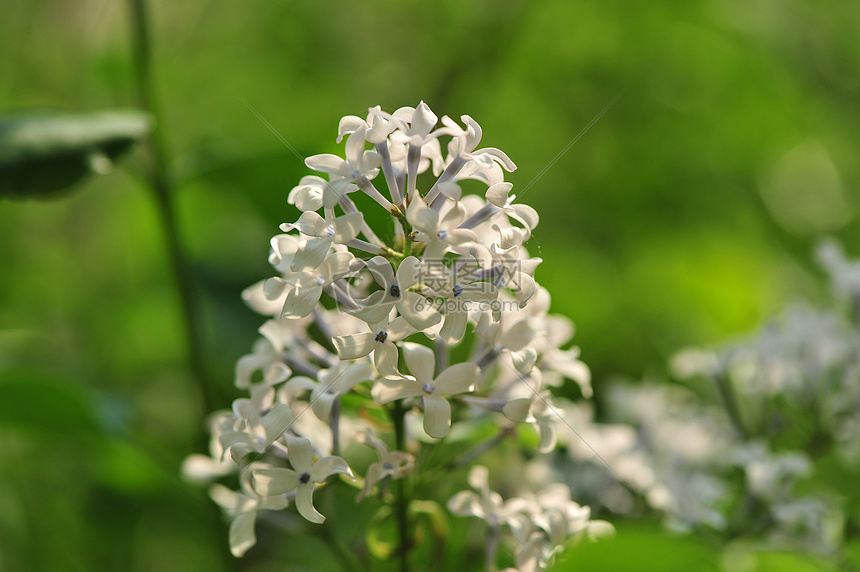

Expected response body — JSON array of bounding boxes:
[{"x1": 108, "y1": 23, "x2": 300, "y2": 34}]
[
  {"x1": 252, "y1": 468, "x2": 300, "y2": 496},
  {"x1": 333, "y1": 212, "x2": 364, "y2": 244},
  {"x1": 387, "y1": 316, "x2": 418, "y2": 341},
  {"x1": 305, "y1": 153, "x2": 347, "y2": 175},
  {"x1": 209, "y1": 483, "x2": 243, "y2": 512},
  {"x1": 395, "y1": 256, "x2": 422, "y2": 289},
  {"x1": 285, "y1": 435, "x2": 314, "y2": 473},
  {"x1": 291, "y1": 236, "x2": 332, "y2": 271},
  {"x1": 291, "y1": 211, "x2": 329, "y2": 237},
  {"x1": 310, "y1": 389, "x2": 337, "y2": 420},
  {"x1": 535, "y1": 419, "x2": 557, "y2": 453},
  {"x1": 350, "y1": 295, "x2": 395, "y2": 325},
  {"x1": 371, "y1": 378, "x2": 423, "y2": 404},
  {"x1": 485, "y1": 182, "x2": 513, "y2": 207},
  {"x1": 401, "y1": 342, "x2": 435, "y2": 384},
  {"x1": 364, "y1": 256, "x2": 396, "y2": 289},
  {"x1": 422, "y1": 394, "x2": 452, "y2": 438},
  {"x1": 373, "y1": 342, "x2": 402, "y2": 379},
  {"x1": 447, "y1": 490, "x2": 485, "y2": 518},
  {"x1": 229, "y1": 510, "x2": 258, "y2": 557},
  {"x1": 357, "y1": 462, "x2": 386, "y2": 502},
  {"x1": 345, "y1": 127, "x2": 367, "y2": 166},
  {"x1": 295, "y1": 483, "x2": 325, "y2": 524},
  {"x1": 406, "y1": 196, "x2": 439, "y2": 235},
  {"x1": 398, "y1": 292, "x2": 441, "y2": 331},
  {"x1": 310, "y1": 455, "x2": 353, "y2": 481},
  {"x1": 511, "y1": 347, "x2": 538, "y2": 374},
  {"x1": 502, "y1": 398, "x2": 532, "y2": 422},
  {"x1": 260, "y1": 403, "x2": 293, "y2": 449},
  {"x1": 324, "y1": 361, "x2": 374, "y2": 394},
  {"x1": 433, "y1": 362, "x2": 478, "y2": 395},
  {"x1": 333, "y1": 332, "x2": 376, "y2": 360},
  {"x1": 281, "y1": 282, "x2": 323, "y2": 319},
  {"x1": 440, "y1": 310, "x2": 468, "y2": 344}
]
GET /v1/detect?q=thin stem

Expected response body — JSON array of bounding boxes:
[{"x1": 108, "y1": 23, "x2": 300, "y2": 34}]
[
  {"x1": 128, "y1": 0, "x2": 216, "y2": 413},
  {"x1": 330, "y1": 399, "x2": 341, "y2": 456},
  {"x1": 391, "y1": 401, "x2": 410, "y2": 572},
  {"x1": 485, "y1": 523, "x2": 499, "y2": 572}
]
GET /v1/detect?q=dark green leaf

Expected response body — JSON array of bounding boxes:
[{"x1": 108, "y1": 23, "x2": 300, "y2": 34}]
[{"x1": 0, "y1": 109, "x2": 151, "y2": 199}]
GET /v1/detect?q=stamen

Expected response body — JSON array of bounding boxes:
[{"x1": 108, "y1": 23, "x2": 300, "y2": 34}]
[{"x1": 375, "y1": 331, "x2": 388, "y2": 343}]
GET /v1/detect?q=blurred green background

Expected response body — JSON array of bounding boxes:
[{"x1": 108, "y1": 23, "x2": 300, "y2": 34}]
[{"x1": 1, "y1": 0, "x2": 859, "y2": 570}]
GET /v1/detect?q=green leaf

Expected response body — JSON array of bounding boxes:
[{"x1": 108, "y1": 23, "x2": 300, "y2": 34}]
[{"x1": 0, "y1": 109, "x2": 151, "y2": 199}]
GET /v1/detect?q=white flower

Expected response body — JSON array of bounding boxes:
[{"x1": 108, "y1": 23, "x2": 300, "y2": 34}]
[
  {"x1": 421, "y1": 256, "x2": 499, "y2": 344},
  {"x1": 351, "y1": 255, "x2": 441, "y2": 330},
  {"x1": 484, "y1": 182, "x2": 539, "y2": 240},
  {"x1": 210, "y1": 470, "x2": 289, "y2": 557},
  {"x1": 181, "y1": 411, "x2": 237, "y2": 484},
  {"x1": 288, "y1": 174, "x2": 357, "y2": 212},
  {"x1": 333, "y1": 315, "x2": 417, "y2": 379},
  {"x1": 280, "y1": 211, "x2": 363, "y2": 271},
  {"x1": 252, "y1": 435, "x2": 353, "y2": 524},
  {"x1": 305, "y1": 126, "x2": 381, "y2": 182},
  {"x1": 503, "y1": 390, "x2": 558, "y2": 453},
  {"x1": 372, "y1": 102, "x2": 454, "y2": 200},
  {"x1": 475, "y1": 310, "x2": 538, "y2": 374},
  {"x1": 406, "y1": 197, "x2": 482, "y2": 261},
  {"x1": 219, "y1": 399, "x2": 294, "y2": 464},
  {"x1": 447, "y1": 465, "x2": 532, "y2": 538},
  {"x1": 272, "y1": 250, "x2": 357, "y2": 318},
  {"x1": 234, "y1": 335, "x2": 291, "y2": 391},
  {"x1": 372, "y1": 342, "x2": 478, "y2": 438},
  {"x1": 356, "y1": 430, "x2": 415, "y2": 502}
]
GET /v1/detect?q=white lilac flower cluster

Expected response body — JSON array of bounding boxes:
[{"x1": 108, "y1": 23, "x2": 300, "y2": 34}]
[
  {"x1": 182, "y1": 103, "x2": 608, "y2": 565},
  {"x1": 448, "y1": 465, "x2": 613, "y2": 572}
]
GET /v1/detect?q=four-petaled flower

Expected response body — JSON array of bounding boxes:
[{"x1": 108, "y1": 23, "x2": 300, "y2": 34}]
[
  {"x1": 252, "y1": 435, "x2": 354, "y2": 524},
  {"x1": 357, "y1": 429, "x2": 415, "y2": 502},
  {"x1": 351, "y1": 255, "x2": 441, "y2": 330},
  {"x1": 210, "y1": 470, "x2": 290, "y2": 557},
  {"x1": 333, "y1": 315, "x2": 417, "y2": 379},
  {"x1": 372, "y1": 342, "x2": 478, "y2": 438}
]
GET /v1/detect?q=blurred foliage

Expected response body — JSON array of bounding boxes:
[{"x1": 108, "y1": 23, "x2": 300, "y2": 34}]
[
  {"x1": 551, "y1": 522, "x2": 843, "y2": 572},
  {"x1": 1, "y1": 0, "x2": 859, "y2": 570}
]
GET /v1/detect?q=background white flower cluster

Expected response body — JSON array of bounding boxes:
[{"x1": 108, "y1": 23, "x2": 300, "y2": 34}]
[{"x1": 523, "y1": 239, "x2": 860, "y2": 563}]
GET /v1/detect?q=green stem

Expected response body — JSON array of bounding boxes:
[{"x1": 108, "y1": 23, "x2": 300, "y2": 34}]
[
  {"x1": 714, "y1": 373, "x2": 748, "y2": 440},
  {"x1": 391, "y1": 401, "x2": 410, "y2": 572},
  {"x1": 128, "y1": 0, "x2": 216, "y2": 414}
]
